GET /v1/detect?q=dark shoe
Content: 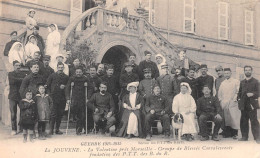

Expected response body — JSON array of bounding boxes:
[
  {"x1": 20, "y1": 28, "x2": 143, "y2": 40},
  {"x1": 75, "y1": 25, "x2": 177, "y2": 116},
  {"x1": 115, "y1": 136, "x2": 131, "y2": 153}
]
[
  {"x1": 146, "y1": 135, "x2": 151, "y2": 141},
  {"x1": 238, "y1": 138, "x2": 248, "y2": 141},
  {"x1": 29, "y1": 134, "x2": 35, "y2": 143},
  {"x1": 76, "y1": 132, "x2": 81, "y2": 135},
  {"x1": 200, "y1": 136, "x2": 209, "y2": 141},
  {"x1": 186, "y1": 134, "x2": 192, "y2": 141},
  {"x1": 232, "y1": 135, "x2": 238, "y2": 140},
  {"x1": 23, "y1": 134, "x2": 27, "y2": 143},
  {"x1": 212, "y1": 136, "x2": 220, "y2": 141},
  {"x1": 38, "y1": 134, "x2": 46, "y2": 140},
  {"x1": 127, "y1": 134, "x2": 132, "y2": 139},
  {"x1": 55, "y1": 130, "x2": 63, "y2": 135},
  {"x1": 48, "y1": 130, "x2": 54, "y2": 135}
]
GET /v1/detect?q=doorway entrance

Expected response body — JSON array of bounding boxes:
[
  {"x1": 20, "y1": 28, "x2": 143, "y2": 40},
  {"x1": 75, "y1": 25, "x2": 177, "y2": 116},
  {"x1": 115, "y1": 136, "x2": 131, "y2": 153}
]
[{"x1": 101, "y1": 45, "x2": 133, "y2": 79}]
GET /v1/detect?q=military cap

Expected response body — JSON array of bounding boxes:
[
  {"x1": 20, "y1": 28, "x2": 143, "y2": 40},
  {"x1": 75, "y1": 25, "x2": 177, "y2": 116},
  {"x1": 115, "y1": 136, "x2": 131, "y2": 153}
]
[
  {"x1": 224, "y1": 68, "x2": 231, "y2": 71},
  {"x1": 143, "y1": 68, "x2": 152, "y2": 73},
  {"x1": 200, "y1": 64, "x2": 208, "y2": 69},
  {"x1": 144, "y1": 51, "x2": 152, "y2": 56},
  {"x1": 43, "y1": 55, "x2": 51, "y2": 61},
  {"x1": 215, "y1": 65, "x2": 223, "y2": 72}
]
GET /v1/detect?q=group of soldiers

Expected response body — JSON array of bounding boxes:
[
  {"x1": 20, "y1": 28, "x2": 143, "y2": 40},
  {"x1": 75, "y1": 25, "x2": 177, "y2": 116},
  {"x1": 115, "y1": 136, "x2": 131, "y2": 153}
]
[{"x1": 6, "y1": 47, "x2": 260, "y2": 143}]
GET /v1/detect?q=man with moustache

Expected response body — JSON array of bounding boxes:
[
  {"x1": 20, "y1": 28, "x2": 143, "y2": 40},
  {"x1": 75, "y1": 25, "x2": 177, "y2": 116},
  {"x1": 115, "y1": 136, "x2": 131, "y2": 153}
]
[
  {"x1": 96, "y1": 63, "x2": 105, "y2": 78},
  {"x1": 237, "y1": 65, "x2": 260, "y2": 144},
  {"x1": 46, "y1": 62, "x2": 69, "y2": 135},
  {"x1": 8, "y1": 61, "x2": 27, "y2": 135},
  {"x1": 138, "y1": 51, "x2": 159, "y2": 80},
  {"x1": 87, "y1": 82, "x2": 116, "y2": 135},
  {"x1": 121, "y1": 54, "x2": 139, "y2": 75},
  {"x1": 42, "y1": 55, "x2": 54, "y2": 84},
  {"x1": 66, "y1": 66, "x2": 88, "y2": 135},
  {"x1": 197, "y1": 64, "x2": 214, "y2": 98},
  {"x1": 26, "y1": 51, "x2": 44, "y2": 75}
]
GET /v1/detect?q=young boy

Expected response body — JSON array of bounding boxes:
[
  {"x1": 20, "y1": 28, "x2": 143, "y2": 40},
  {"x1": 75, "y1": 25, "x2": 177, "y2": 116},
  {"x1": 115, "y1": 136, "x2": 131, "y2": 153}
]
[
  {"x1": 35, "y1": 85, "x2": 53, "y2": 140},
  {"x1": 20, "y1": 89, "x2": 37, "y2": 143}
]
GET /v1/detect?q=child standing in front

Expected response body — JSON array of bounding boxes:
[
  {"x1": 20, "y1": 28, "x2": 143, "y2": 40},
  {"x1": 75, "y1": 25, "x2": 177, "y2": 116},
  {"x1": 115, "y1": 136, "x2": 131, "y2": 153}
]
[
  {"x1": 35, "y1": 85, "x2": 52, "y2": 140},
  {"x1": 20, "y1": 89, "x2": 37, "y2": 143}
]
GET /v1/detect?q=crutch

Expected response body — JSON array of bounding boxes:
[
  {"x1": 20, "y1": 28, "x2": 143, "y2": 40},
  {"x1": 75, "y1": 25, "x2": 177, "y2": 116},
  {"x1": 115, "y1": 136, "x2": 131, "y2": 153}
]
[
  {"x1": 66, "y1": 82, "x2": 74, "y2": 135},
  {"x1": 85, "y1": 82, "x2": 88, "y2": 136}
]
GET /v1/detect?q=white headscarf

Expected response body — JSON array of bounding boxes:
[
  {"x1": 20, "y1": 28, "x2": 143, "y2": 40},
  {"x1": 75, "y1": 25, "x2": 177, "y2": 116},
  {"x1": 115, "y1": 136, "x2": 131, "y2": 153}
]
[
  {"x1": 127, "y1": 82, "x2": 139, "y2": 91},
  {"x1": 8, "y1": 42, "x2": 26, "y2": 65},
  {"x1": 155, "y1": 54, "x2": 166, "y2": 75},
  {"x1": 180, "y1": 82, "x2": 192, "y2": 95}
]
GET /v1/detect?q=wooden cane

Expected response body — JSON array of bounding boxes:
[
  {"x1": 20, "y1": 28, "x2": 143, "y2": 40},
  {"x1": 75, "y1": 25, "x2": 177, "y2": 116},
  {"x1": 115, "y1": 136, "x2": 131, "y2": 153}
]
[
  {"x1": 85, "y1": 82, "x2": 88, "y2": 136},
  {"x1": 66, "y1": 83, "x2": 73, "y2": 135}
]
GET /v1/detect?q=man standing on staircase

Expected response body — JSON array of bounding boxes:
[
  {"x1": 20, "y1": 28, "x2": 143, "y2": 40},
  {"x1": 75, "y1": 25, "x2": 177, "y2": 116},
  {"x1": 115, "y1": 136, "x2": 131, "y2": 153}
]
[{"x1": 46, "y1": 62, "x2": 69, "y2": 135}]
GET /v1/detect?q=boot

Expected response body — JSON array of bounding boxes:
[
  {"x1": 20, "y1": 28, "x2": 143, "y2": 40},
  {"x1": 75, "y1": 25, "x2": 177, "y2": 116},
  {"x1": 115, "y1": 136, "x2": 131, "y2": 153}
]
[
  {"x1": 55, "y1": 117, "x2": 63, "y2": 135},
  {"x1": 23, "y1": 134, "x2": 27, "y2": 143},
  {"x1": 29, "y1": 134, "x2": 35, "y2": 143}
]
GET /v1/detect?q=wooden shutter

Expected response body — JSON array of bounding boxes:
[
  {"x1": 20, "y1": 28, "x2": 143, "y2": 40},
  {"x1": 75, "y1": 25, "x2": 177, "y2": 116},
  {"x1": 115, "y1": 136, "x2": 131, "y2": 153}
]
[
  {"x1": 245, "y1": 10, "x2": 254, "y2": 45},
  {"x1": 70, "y1": 0, "x2": 83, "y2": 30},
  {"x1": 183, "y1": 0, "x2": 195, "y2": 33},
  {"x1": 149, "y1": 0, "x2": 155, "y2": 25},
  {"x1": 218, "y1": 2, "x2": 229, "y2": 40}
]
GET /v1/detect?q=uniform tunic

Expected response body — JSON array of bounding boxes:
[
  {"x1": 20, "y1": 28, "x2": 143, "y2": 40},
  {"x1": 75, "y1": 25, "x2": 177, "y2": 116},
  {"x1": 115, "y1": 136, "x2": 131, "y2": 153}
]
[
  {"x1": 138, "y1": 60, "x2": 159, "y2": 80},
  {"x1": 88, "y1": 92, "x2": 115, "y2": 115},
  {"x1": 197, "y1": 96, "x2": 221, "y2": 116},
  {"x1": 119, "y1": 72, "x2": 139, "y2": 99},
  {"x1": 145, "y1": 94, "x2": 170, "y2": 114},
  {"x1": 138, "y1": 79, "x2": 158, "y2": 97},
  {"x1": 8, "y1": 71, "x2": 27, "y2": 101},
  {"x1": 157, "y1": 74, "x2": 178, "y2": 100},
  {"x1": 42, "y1": 66, "x2": 54, "y2": 84},
  {"x1": 197, "y1": 75, "x2": 214, "y2": 98}
]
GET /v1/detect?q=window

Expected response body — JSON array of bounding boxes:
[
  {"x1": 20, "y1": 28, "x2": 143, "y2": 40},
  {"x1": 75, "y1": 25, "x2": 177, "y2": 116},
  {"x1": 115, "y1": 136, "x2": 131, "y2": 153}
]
[
  {"x1": 149, "y1": 0, "x2": 155, "y2": 25},
  {"x1": 218, "y1": 1, "x2": 230, "y2": 40},
  {"x1": 245, "y1": 10, "x2": 254, "y2": 45},
  {"x1": 183, "y1": 0, "x2": 195, "y2": 33}
]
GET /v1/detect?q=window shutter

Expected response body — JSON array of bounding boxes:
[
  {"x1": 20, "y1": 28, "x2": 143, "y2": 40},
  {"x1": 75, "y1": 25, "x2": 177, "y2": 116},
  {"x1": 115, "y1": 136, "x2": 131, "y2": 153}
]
[
  {"x1": 245, "y1": 10, "x2": 254, "y2": 45},
  {"x1": 70, "y1": 0, "x2": 83, "y2": 30},
  {"x1": 183, "y1": 0, "x2": 195, "y2": 33},
  {"x1": 149, "y1": 0, "x2": 155, "y2": 25},
  {"x1": 218, "y1": 2, "x2": 229, "y2": 40}
]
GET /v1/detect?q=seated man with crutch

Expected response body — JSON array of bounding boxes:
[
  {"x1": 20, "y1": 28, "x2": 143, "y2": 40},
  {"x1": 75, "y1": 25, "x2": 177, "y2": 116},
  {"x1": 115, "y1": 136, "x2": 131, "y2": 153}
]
[{"x1": 87, "y1": 82, "x2": 116, "y2": 135}]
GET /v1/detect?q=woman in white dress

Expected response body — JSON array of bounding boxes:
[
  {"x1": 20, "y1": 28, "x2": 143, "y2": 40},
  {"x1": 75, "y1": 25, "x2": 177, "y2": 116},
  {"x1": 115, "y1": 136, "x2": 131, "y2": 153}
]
[
  {"x1": 46, "y1": 23, "x2": 61, "y2": 64},
  {"x1": 172, "y1": 82, "x2": 197, "y2": 141},
  {"x1": 8, "y1": 42, "x2": 26, "y2": 69},
  {"x1": 25, "y1": 35, "x2": 40, "y2": 61}
]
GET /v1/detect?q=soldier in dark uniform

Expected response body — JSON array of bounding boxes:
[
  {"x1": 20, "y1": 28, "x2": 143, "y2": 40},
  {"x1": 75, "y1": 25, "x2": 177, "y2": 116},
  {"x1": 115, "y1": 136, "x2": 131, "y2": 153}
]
[
  {"x1": 197, "y1": 64, "x2": 214, "y2": 98},
  {"x1": 138, "y1": 68, "x2": 158, "y2": 98},
  {"x1": 19, "y1": 62, "x2": 44, "y2": 97},
  {"x1": 85, "y1": 65, "x2": 102, "y2": 131},
  {"x1": 8, "y1": 61, "x2": 27, "y2": 135},
  {"x1": 120, "y1": 54, "x2": 139, "y2": 75},
  {"x1": 26, "y1": 51, "x2": 44, "y2": 75},
  {"x1": 138, "y1": 51, "x2": 159, "y2": 80},
  {"x1": 66, "y1": 66, "x2": 88, "y2": 135},
  {"x1": 87, "y1": 82, "x2": 116, "y2": 135},
  {"x1": 4, "y1": 31, "x2": 17, "y2": 57},
  {"x1": 180, "y1": 66, "x2": 199, "y2": 101},
  {"x1": 119, "y1": 62, "x2": 139, "y2": 100},
  {"x1": 42, "y1": 55, "x2": 54, "y2": 84},
  {"x1": 46, "y1": 62, "x2": 69, "y2": 135},
  {"x1": 100, "y1": 64, "x2": 120, "y2": 113},
  {"x1": 144, "y1": 85, "x2": 171, "y2": 141},
  {"x1": 157, "y1": 64, "x2": 178, "y2": 106}
]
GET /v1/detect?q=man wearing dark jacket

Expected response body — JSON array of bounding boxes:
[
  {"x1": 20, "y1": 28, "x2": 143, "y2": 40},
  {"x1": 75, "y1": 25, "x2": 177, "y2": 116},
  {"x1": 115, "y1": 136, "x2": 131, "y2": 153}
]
[
  {"x1": 8, "y1": 61, "x2": 27, "y2": 135},
  {"x1": 197, "y1": 64, "x2": 214, "y2": 98},
  {"x1": 3, "y1": 31, "x2": 17, "y2": 57},
  {"x1": 46, "y1": 62, "x2": 69, "y2": 135},
  {"x1": 144, "y1": 85, "x2": 171, "y2": 141},
  {"x1": 19, "y1": 62, "x2": 44, "y2": 97},
  {"x1": 237, "y1": 65, "x2": 260, "y2": 143},
  {"x1": 197, "y1": 85, "x2": 222, "y2": 141},
  {"x1": 66, "y1": 66, "x2": 88, "y2": 135},
  {"x1": 87, "y1": 82, "x2": 116, "y2": 135},
  {"x1": 138, "y1": 51, "x2": 159, "y2": 80},
  {"x1": 42, "y1": 55, "x2": 54, "y2": 84}
]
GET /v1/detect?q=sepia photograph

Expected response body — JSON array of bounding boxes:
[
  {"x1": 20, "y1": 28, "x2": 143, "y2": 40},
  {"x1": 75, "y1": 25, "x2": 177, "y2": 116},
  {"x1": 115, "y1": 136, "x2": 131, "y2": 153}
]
[{"x1": 0, "y1": 0, "x2": 259, "y2": 158}]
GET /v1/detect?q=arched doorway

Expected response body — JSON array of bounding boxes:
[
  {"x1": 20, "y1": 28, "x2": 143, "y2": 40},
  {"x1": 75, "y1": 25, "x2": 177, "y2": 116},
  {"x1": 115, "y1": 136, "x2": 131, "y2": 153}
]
[{"x1": 101, "y1": 45, "x2": 133, "y2": 79}]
